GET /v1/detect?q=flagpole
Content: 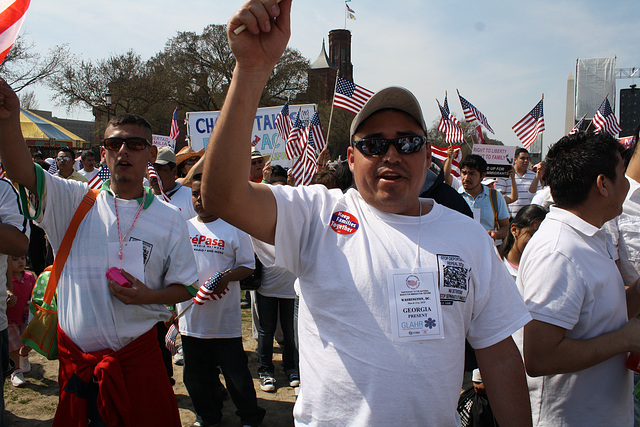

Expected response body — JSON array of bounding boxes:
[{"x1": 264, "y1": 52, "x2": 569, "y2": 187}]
[{"x1": 325, "y1": 69, "x2": 340, "y2": 157}]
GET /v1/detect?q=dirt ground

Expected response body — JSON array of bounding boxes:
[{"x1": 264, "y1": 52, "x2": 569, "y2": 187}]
[{"x1": 3, "y1": 307, "x2": 296, "y2": 426}]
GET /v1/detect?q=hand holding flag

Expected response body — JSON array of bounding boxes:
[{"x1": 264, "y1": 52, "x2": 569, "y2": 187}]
[{"x1": 193, "y1": 269, "x2": 232, "y2": 305}]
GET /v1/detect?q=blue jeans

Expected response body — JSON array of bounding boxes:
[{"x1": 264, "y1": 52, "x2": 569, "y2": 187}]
[
  {"x1": 255, "y1": 292, "x2": 298, "y2": 375},
  {"x1": 0, "y1": 328, "x2": 8, "y2": 427},
  {"x1": 182, "y1": 335, "x2": 265, "y2": 427}
]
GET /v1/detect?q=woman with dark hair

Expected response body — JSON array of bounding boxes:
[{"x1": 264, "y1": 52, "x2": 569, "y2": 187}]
[{"x1": 498, "y1": 204, "x2": 547, "y2": 279}]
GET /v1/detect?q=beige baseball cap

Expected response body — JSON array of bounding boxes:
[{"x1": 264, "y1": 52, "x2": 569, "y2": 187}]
[
  {"x1": 154, "y1": 146, "x2": 177, "y2": 165},
  {"x1": 350, "y1": 86, "x2": 427, "y2": 141}
]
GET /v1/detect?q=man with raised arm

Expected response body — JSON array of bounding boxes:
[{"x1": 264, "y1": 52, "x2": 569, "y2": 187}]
[
  {"x1": 0, "y1": 81, "x2": 198, "y2": 427},
  {"x1": 201, "y1": 1, "x2": 532, "y2": 425}
]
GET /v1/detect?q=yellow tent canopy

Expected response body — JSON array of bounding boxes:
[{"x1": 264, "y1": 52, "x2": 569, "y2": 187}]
[{"x1": 20, "y1": 108, "x2": 86, "y2": 149}]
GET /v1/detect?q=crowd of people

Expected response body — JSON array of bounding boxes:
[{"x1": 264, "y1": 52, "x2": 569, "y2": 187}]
[{"x1": 0, "y1": 0, "x2": 639, "y2": 426}]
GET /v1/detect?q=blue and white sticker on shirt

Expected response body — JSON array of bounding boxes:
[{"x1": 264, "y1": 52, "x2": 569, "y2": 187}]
[
  {"x1": 387, "y1": 267, "x2": 444, "y2": 342},
  {"x1": 330, "y1": 211, "x2": 359, "y2": 235}
]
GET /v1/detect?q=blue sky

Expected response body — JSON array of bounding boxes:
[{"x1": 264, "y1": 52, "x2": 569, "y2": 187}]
[{"x1": 18, "y1": 0, "x2": 640, "y2": 154}]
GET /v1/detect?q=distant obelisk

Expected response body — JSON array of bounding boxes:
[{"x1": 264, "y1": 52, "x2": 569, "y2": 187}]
[{"x1": 565, "y1": 72, "x2": 576, "y2": 135}]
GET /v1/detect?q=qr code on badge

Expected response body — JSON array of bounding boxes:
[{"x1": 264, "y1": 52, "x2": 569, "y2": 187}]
[{"x1": 443, "y1": 265, "x2": 468, "y2": 290}]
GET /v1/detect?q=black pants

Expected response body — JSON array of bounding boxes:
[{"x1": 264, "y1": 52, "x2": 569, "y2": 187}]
[{"x1": 182, "y1": 335, "x2": 265, "y2": 427}]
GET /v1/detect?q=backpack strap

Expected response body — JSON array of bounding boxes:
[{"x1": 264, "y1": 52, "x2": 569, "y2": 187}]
[
  {"x1": 43, "y1": 189, "x2": 99, "y2": 305},
  {"x1": 488, "y1": 188, "x2": 499, "y2": 230}
]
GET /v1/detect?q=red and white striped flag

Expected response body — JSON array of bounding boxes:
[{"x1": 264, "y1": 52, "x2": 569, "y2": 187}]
[
  {"x1": 193, "y1": 269, "x2": 231, "y2": 305},
  {"x1": 275, "y1": 102, "x2": 292, "y2": 142},
  {"x1": 513, "y1": 98, "x2": 545, "y2": 149},
  {"x1": 88, "y1": 166, "x2": 111, "y2": 189},
  {"x1": 147, "y1": 162, "x2": 169, "y2": 201},
  {"x1": 593, "y1": 96, "x2": 622, "y2": 136},
  {"x1": 0, "y1": 0, "x2": 30, "y2": 65},
  {"x1": 0, "y1": 161, "x2": 5, "y2": 179},
  {"x1": 291, "y1": 130, "x2": 318, "y2": 186},
  {"x1": 568, "y1": 115, "x2": 586, "y2": 135},
  {"x1": 457, "y1": 92, "x2": 494, "y2": 134},
  {"x1": 474, "y1": 125, "x2": 485, "y2": 144},
  {"x1": 169, "y1": 108, "x2": 179, "y2": 141},
  {"x1": 285, "y1": 113, "x2": 305, "y2": 160},
  {"x1": 431, "y1": 144, "x2": 462, "y2": 177},
  {"x1": 437, "y1": 97, "x2": 464, "y2": 144},
  {"x1": 309, "y1": 111, "x2": 326, "y2": 152},
  {"x1": 333, "y1": 76, "x2": 374, "y2": 115}
]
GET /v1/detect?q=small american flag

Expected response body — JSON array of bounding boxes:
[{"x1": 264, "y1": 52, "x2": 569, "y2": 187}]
[
  {"x1": 169, "y1": 108, "x2": 179, "y2": 141},
  {"x1": 593, "y1": 96, "x2": 622, "y2": 136},
  {"x1": 568, "y1": 115, "x2": 586, "y2": 135},
  {"x1": 47, "y1": 161, "x2": 57, "y2": 175},
  {"x1": 512, "y1": 98, "x2": 545, "y2": 149},
  {"x1": 291, "y1": 130, "x2": 317, "y2": 186},
  {"x1": 147, "y1": 162, "x2": 169, "y2": 201},
  {"x1": 275, "y1": 102, "x2": 292, "y2": 142},
  {"x1": 193, "y1": 269, "x2": 231, "y2": 305},
  {"x1": 431, "y1": 144, "x2": 462, "y2": 177},
  {"x1": 458, "y1": 93, "x2": 494, "y2": 134},
  {"x1": 164, "y1": 324, "x2": 179, "y2": 355},
  {"x1": 437, "y1": 98, "x2": 464, "y2": 144},
  {"x1": 334, "y1": 77, "x2": 374, "y2": 115},
  {"x1": 0, "y1": 161, "x2": 4, "y2": 179},
  {"x1": 88, "y1": 166, "x2": 111, "y2": 189},
  {"x1": 285, "y1": 113, "x2": 305, "y2": 160},
  {"x1": 0, "y1": 0, "x2": 30, "y2": 65},
  {"x1": 309, "y1": 111, "x2": 326, "y2": 152}
]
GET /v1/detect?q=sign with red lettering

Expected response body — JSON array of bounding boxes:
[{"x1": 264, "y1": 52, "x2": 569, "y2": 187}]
[{"x1": 330, "y1": 211, "x2": 359, "y2": 235}]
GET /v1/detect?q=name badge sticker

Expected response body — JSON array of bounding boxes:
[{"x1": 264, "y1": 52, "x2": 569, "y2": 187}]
[{"x1": 387, "y1": 267, "x2": 444, "y2": 342}]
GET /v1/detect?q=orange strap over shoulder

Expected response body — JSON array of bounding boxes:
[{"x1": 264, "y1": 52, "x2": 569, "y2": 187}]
[{"x1": 43, "y1": 189, "x2": 99, "y2": 305}]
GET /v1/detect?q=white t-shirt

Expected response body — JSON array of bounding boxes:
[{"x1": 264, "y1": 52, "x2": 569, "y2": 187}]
[
  {"x1": 177, "y1": 218, "x2": 254, "y2": 339},
  {"x1": 165, "y1": 183, "x2": 197, "y2": 221},
  {"x1": 517, "y1": 206, "x2": 632, "y2": 426},
  {"x1": 257, "y1": 264, "x2": 297, "y2": 299},
  {"x1": 253, "y1": 185, "x2": 531, "y2": 427},
  {"x1": 33, "y1": 171, "x2": 199, "y2": 353},
  {"x1": 78, "y1": 168, "x2": 99, "y2": 182},
  {"x1": 0, "y1": 178, "x2": 29, "y2": 331},
  {"x1": 495, "y1": 169, "x2": 536, "y2": 217}
]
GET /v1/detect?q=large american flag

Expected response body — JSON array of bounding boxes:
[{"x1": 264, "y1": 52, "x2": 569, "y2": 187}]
[
  {"x1": 309, "y1": 111, "x2": 326, "y2": 152},
  {"x1": 568, "y1": 115, "x2": 586, "y2": 135},
  {"x1": 431, "y1": 144, "x2": 462, "y2": 177},
  {"x1": 274, "y1": 102, "x2": 292, "y2": 142},
  {"x1": 291, "y1": 129, "x2": 317, "y2": 186},
  {"x1": 593, "y1": 96, "x2": 622, "y2": 136},
  {"x1": 169, "y1": 108, "x2": 179, "y2": 141},
  {"x1": 285, "y1": 113, "x2": 305, "y2": 159},
  {"x1": 512, "y1": 98, "x2": 545, "y2": 149},
  {"x1": 0, "y1": 0, "x2": 30, "y2": 65},
  {"x1": 88, "y1": 166, "x2": 111, "y2": 189},
  {"x1": 458, "y1": 93, "x2": 494, "y2": 134},
  {"x1": 437, "y1": 97, "x2": 464, "y2": 144},
  {"x1": 147, "y1": 162, "x2": 169, "y2": 201},
  {"x1": 193, "y1": 269, "x2": 231, "y2": 305},
  {"x1": 333, "y1": 76, "x2": 374, "y2": 115}
]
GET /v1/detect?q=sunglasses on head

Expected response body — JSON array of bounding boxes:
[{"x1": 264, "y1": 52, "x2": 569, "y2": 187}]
[
  {"x1": 103, "y1": 137, "x2": 151, "y2": 151},
  {"x1": 352, "y1": 135, "x2": 427, "y2": 156}
]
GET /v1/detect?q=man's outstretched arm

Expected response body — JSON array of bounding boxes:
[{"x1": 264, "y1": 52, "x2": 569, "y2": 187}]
[
  {"x1": 201, "y1": 0, "x2": 292, "y2": 245},
  {"x1": 0, "y1": 79, "x2": 37, "y2": 193}
]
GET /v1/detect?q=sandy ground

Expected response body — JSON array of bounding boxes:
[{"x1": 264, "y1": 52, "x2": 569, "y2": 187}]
[{"x1": 3, "y1": 308, "x2": 296, "y2": 426}]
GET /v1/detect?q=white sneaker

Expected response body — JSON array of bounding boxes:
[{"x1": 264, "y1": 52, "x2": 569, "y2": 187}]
[
  {"x1": 259, "y1": 374, "x2": 276, "y2": 392},
  {"x1": 19, "y1": 355, "x2": 31, "y2": 373},
  {"x1": 173, "y1": 347, "x2": 184, "y2": 366},
  {"x1": 11, "y1": 369, "x2": 26, "y2": 387}
]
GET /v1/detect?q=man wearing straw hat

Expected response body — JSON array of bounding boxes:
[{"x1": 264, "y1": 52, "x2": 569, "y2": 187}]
[
  {"x1": 199, "y1": 1, "x2": 532, "y2": 425},
  {"x1": 250, "y1": 147, "x2": 269, "y2": 183}
]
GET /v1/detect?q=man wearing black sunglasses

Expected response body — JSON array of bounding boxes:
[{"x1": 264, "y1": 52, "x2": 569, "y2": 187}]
[
  {"x1": 200, "y1": 1, "x2": 532, "y2": 426},
  {"x1": 0, "y1": 81, "x2": 198, "y2": 426},
  {"x1": 54, "y1": 147, "x2": 87, "y2": 183}
]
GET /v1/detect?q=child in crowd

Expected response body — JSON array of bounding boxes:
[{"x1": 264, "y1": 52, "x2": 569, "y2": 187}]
[
  {"x1": 498, "y1": 204, "x2": 548, "y2": 279},
  {"x1": 176, "y1": 173, "x2": 265, "y2": 427},
  {"x1": 7, "y1": 255, "x2": 35, "y2": 387}
]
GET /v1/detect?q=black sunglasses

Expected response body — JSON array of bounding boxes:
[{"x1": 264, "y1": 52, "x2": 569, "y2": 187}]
[
  {"x1": 352, "y1": 135, "x2": 427, "y2": 156},
  {"x1": 103, "y1": 137, "x2": 151, "y2": 151}
]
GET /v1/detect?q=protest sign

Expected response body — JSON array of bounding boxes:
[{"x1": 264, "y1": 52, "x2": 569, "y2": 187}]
[
  {"x1": 186, "y1": 104, "x2": 317, "y2": 167},
  {"x1": 471, "y1": 145, "x2": 516, "y2": 177},
  {"x1": 152, "y1": 135, "x2": 175, "y2": 151}
]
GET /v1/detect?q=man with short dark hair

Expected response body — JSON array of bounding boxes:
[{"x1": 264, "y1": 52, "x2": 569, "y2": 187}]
[
  {"x1": 459, "y1": 154, "x2": 510, "y2": 242},
  {"x1": 77, "y1": 150, "x2": 98, "y2": 182},
  {"x1": 0, "y1": 82, "x2": 199, "y2": 426},
  {"x1": 199, "y1": 2, "x2": 533, "y2": 425},
  {"x1": 152, "y1": 146, "x2": 197, "y2": 220},
  {"x1": 55, "y1": 147, "x2": 87, "y2": 183},
  {"x1": 495, "y1": 147, "x2": 535, "y2": 216},
  {"x1": 517, "y1": 131, "x2": 640, "y2": 426}
]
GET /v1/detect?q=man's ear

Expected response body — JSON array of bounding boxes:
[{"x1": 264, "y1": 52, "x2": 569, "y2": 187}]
[
  {"x1": 148, "y1": 145, "x2": 158, "y2": 164},
  {"x1": 347, "y1": 146, "x2": 355, "y2": 173},
  {"x1": 595, "y1": 174, "x2": 609, "y2": 197}
]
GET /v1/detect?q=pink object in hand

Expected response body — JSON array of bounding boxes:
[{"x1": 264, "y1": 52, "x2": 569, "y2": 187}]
[{"x1": 106, "y1": 267, "x2": 131, "y2": 288}]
